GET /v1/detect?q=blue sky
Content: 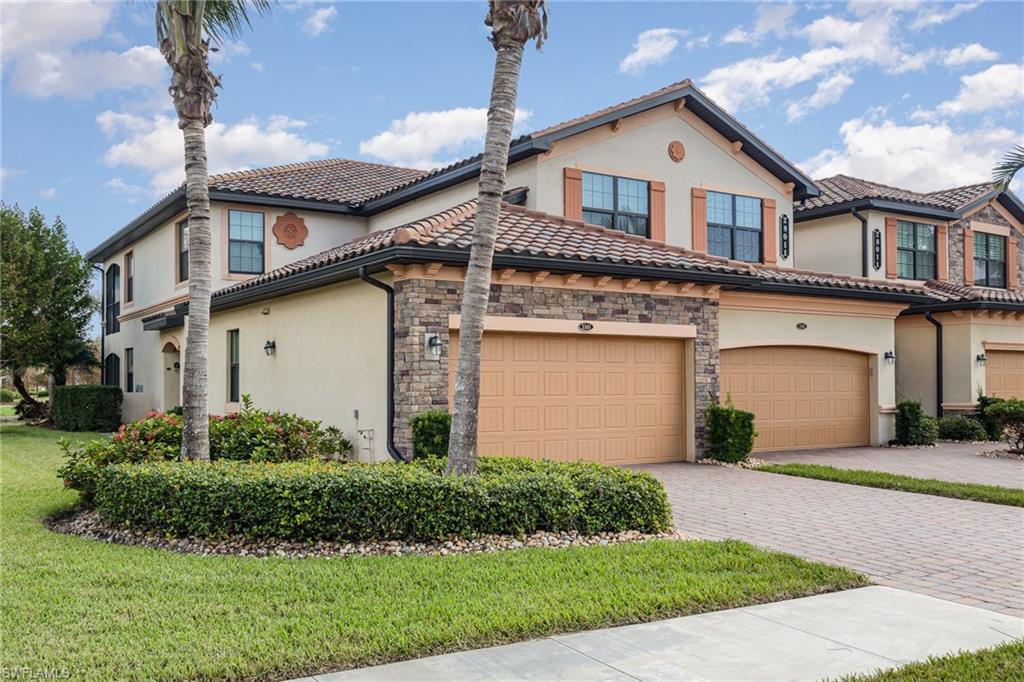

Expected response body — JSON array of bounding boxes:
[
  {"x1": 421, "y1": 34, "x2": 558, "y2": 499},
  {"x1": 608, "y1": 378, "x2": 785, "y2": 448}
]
[{"x1": 2, "y1": 1, "x2": 1022, "y2": 254}]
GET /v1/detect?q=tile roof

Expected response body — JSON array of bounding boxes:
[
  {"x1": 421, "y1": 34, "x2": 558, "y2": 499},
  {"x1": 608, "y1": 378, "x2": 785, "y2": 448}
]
[
  {"x1": 924, "y1": 280, "x2": 1024, "y2": 304},
  {"x1": 214, "y1": 200, "x2": 934, "y2": 301},
  {"x1": 799, "y1": 174, "x2": 997, "y2": 213}
]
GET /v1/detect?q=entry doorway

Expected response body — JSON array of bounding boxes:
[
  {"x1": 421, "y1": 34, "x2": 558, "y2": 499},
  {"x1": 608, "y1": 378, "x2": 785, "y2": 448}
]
[{"x1": 162, "y1": 341, "x2": 181, "y2": 411}]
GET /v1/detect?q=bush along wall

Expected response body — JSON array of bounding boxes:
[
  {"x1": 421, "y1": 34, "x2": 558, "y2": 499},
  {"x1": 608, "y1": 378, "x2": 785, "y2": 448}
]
[
  {"x1": 988, "y1": 398, "x2": 1024, "y2": 453},
  {"x1": 893, "y1": 400, "x2": 938, "y2": 446},
  {"x1": 705, "y1": 396, "x2": 756, "y2": 462},
  {"x1": 976, "y1": 394, "x2": 1006, "y2": 441},
  {"x1": 409, "y1": 410, "x2": 451, "y2": 459},
  {"x1": 51, "y1": 385, "x2": 122, "y2": 432},
  {"x1": 936, "y1": 416, "x2": 987, "y2": 442}
]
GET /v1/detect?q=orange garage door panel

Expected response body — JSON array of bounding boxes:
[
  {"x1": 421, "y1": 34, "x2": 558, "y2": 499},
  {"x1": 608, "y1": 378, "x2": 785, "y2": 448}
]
[
  {"x1": 449, "y1": 332, "x2": 685, "y2": 464},
  {"x1": 721, "y1": 346, "x2": 870, "y2": 452},
  {"x1": 987, "y1": 350, "x2": 1024, "y2": 398}
]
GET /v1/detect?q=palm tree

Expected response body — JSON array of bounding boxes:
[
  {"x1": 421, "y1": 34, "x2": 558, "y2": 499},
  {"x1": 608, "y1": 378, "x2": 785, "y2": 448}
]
[
  {"x1": 446, "y1": 1, "x2": 548, "y2": 475},
  {"x1": 156, "y1": 0, "x2": 269, "y2": 461},
  {"x1": 993, "y1": 144, "x2": 1024, "y2": 190}
]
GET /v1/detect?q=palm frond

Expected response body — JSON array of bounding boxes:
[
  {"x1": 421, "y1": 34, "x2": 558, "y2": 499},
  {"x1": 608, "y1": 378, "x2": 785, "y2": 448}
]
[
  {"x1": 992, "y1": 144, "x2": 1024, "y2": 190},
  {"x1": 155, "y1": 0, "x2": 271, "y2": 48}
]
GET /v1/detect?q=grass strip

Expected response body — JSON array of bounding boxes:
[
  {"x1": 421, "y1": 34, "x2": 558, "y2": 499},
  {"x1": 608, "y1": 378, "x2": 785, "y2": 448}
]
[{"x1": 842, "y1": 639, "x2": 1024, "y2": 680}]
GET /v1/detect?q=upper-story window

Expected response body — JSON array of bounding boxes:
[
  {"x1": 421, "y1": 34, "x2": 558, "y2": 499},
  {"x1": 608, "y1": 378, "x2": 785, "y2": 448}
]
[
  {"x1": 228, "y1": 210, "x2": 265, "y2": 274},
  {"x1": 707, "y1": 190, "x2": 762, "y2": 262},
  {"x1": 896, "y1": 220, "x2": 935, "y2": 280},
  {"x1": 581, "y1": 172, "x2": 649, "y2": 237},
  {"x1": 974, "y1": 232, "x2": 1006, "y2": 288},
  {"x1": 105, "y1": 264, "x2": 120, "y2": 335},
  {"x1": 124, "y1": 251, "x2": 134, "y2": 303},
  {"x1": 177, "y1": 219, "x2": 189, "y2": 282}
]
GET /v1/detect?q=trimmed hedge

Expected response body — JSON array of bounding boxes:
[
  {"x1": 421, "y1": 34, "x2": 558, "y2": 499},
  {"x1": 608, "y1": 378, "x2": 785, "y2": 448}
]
[
  {"x1": 92, "y1": 457, "x2": 673, "y2": 541},
  {"x1": 936, "y1": 416, "x2": 987, "y2": 442},
  {"x1": 988, "y1": 398, "x2": 1024, "y2": 453},
  {"x1": 977, "y1": 394, "x2": 1006, "y2": 441},
  {"x1": 409, "y1": 410, "x2": 450, "y2": 459},
  {"x1": 706, "y1": 397, "x2": 756, "y2": 462},
  {"x1": 894, "y1": 400, "x2": 937, "y2": 446},
  {"x1": 51, "y1": 385, "x2": 122, "y2": 431}
]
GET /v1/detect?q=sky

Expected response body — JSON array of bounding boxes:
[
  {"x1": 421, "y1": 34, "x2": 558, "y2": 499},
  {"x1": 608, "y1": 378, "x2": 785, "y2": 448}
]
[{"x1": 2, "y1": 1, "x2": 1023, "y2": 255}]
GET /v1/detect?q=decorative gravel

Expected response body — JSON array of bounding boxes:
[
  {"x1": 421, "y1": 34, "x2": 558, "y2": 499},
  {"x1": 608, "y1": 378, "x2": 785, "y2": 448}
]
[
  {"x1": 978, "y1": 449, "x2": 1024, "y2": 461},
  {"x1": 698, "y1": 457, "x2": 765, "y2": 470},
  {"x1": 48, "y1": 509, "x2": 688, "y2": 558}
]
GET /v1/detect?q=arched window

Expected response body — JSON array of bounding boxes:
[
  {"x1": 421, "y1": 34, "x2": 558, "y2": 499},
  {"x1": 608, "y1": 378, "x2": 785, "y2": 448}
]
[
  {"x1": 104, "y1": 353, "x2": 120, "y2": 388},
  {"x1": 105, "y1": 264, "x2": 121, "y2": 334}
]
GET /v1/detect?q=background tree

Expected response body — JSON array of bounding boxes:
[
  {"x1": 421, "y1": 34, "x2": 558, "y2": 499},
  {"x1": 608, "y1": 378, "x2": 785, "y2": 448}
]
[
  {"x1": 156, "y1": 0, "x2": 269, "y2": 461},
  {"x1": 0, "y1": 204, "x2": 97, "y2": 408},
  {"x1": 992, "y1": 144, "x2": 1024, "y2": 190},
  {"x1": 447, "y1": 1, "x2": 548, "y2": 475}
]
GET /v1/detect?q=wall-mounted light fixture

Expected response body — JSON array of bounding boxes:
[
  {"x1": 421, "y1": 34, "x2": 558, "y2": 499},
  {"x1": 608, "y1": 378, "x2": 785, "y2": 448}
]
[
  {"x1": 976, "y1": 353, "x2": 987, "y2": 366},
  {"x1": 264, "y1": 340, "x2": 276, "y2": 356},
  {"x1": 173, "y1": 362, "x2": 181, "y2": 371},
  {"x1": 796, "y1": 322, "x2": 808, "y2": 330},
  {"x1": 425, "y1": 333, "x2": 442, "y2": 359},
  {"x1": 884, "y1": 350, "x2": 896, "y2": 365}
]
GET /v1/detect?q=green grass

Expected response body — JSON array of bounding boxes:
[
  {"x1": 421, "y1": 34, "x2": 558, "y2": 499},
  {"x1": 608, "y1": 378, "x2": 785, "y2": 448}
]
[
  {"x1": 1, "y1": 424, "x2": 868, "y2": 681},
  {"x1": 0, "y1": 405, "x2": 15, "y2": 416},
  {"x1": 845, "y1": 639, "x2": 1024, "y2": 680},
  {"x1": 758, "y1": 463, "x2": 1024, "y2": 507}
]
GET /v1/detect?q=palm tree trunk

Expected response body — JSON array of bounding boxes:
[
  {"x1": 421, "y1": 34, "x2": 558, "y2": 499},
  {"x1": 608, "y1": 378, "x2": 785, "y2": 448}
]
[
  {"x1": 446, "y1": 39, "x2": 525, "y2": 475},
  {"x1": 180, "y1": 119, "x2": 212, "y2": 461}
]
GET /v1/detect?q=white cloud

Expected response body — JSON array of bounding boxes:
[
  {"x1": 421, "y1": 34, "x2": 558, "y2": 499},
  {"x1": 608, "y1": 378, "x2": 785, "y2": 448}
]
[
  {"x1": 98, "y1": 112, "x2": 330, "y2": 195},
  {"x1": 686, "y1": 34, "x2": 711, "y2": 50},
  {"x1": 1, "y1": 1, "x2": 165, "y2": 98},
  {"x1": 250, "y1": 62, "x2": 264, "y2": 72},
  {"x1": 909, "y1": 2, "x2": 979, "y2": 31},
  {"x1": 0, "y1": 167, "x2": 26, "y2": 188},
  {"x1": 303, "y1": 6, "x2": 337, "y2": 37},
  {"x1": 619, "y1": 28, "x2": 686, "y2": 75},
  {"x1": 754, "y1": 2, "x2": 798, "y2": 37},
  {"x1": 38, "y1": 187, "x2": 57, "y2": 199},
  {"x1": 209, "y1": 40, "x2": 251, "y2": 65},
  {"x1": 935, "y1": 63, "x2": 1024, "y2": 117},
  {"x1": 359, "y1": 107, "x2": 533, "y2": 170},
  {"x1": 801, "y1": 114, "x2": 1019, "y2": 190},
  {"x1": 943, "y1": 43, "x2": 999, "y2": 68},
  {"x1": 105, "y1": 178, "x2": 147, "y2": 203},
  {"x1": 786, "y1": 72, "x2": 854, "y2": 122},
  {"x1": 721, "y1": 27, "x2": 756, "y2": 45}
]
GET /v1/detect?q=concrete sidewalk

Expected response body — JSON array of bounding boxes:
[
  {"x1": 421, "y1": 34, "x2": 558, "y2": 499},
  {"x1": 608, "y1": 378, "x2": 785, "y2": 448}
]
[{"x1": 296, "y1": 587, "x2": 1023, "y2": 681}]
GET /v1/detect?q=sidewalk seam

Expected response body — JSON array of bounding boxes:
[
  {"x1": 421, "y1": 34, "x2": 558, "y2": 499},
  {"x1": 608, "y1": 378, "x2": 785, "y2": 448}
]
[{"x1": 548, "y1": 638, "x2": 645, "y2": 681}]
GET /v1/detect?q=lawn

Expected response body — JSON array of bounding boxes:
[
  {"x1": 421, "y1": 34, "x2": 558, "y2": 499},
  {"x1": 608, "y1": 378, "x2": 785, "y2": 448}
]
[
  {"x1": 846, "y1": 639, "x2": 1024, "y2": 680},
  {"x1": 1, "y1": 424, "x2": 867, "y2": 681},
  {"x1": 758, "y1": 463, "x2": 1024, "y2": 507},
  {"x1": 0, "y1": 405, "x2": 15, "y2": 416}
]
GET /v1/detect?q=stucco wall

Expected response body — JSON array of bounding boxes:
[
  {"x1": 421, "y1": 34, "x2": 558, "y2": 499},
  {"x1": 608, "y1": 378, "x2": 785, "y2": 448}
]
[
  {"x1": 894, "y1": 318, "x2": 937, "y2": 414},
  {"x1": 793, "y1": 213, "x2": 863, "y2": 276},
  {"x1": 719, "y1": 302, "x2": 900, "y2": 444}
]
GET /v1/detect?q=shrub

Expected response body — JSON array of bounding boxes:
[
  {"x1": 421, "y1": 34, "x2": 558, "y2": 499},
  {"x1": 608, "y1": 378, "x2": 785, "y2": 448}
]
[
  {"x1": 51, "y1": 385, "x2": 123, "y2": 431},
  {"x1": 705, "y1": 396, "x2": 756, "y2": 462},
  {"x1": 0, "y1": 387, "x2": 17, "y2": 403},
  {"x1": 409, "y1": 410, "x2": 451, "y2": 459},
  {"x1": 936, "y1": 416, "x2": 988, "y2": 442},
  {"x1": 976, "y1": 394, "x2": 1006, "y2": 441},
  {"x1": 893, "y1": 400, "x2": 938, "y2": 446},
  {"x1": 36, "y1": 388, "x2": 49, "y2": 398},
  {"x1": 92, "y1": 457, "x2": 673, "y2": 541},
  {"x1": 987, "y1": 399, "x2": 1024, "y2": 453}
]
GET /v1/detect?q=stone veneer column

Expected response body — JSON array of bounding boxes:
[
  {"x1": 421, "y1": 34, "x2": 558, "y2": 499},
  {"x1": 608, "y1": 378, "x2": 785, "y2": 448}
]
[{"x1": 391, "y1": 277, "x2": 720, "y2": 459}]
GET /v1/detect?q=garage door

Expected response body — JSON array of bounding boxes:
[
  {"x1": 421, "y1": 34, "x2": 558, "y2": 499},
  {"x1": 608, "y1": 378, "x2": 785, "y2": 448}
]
[
  {"x1": 721, "y1": 346, "x2": 870, "y2": 452},
  {"x1": 987, "y1": 350, "x2": 1024, "y2": 398},
  {"x1": 449, "y1": 331, "x2": 685, "y2": 464}
]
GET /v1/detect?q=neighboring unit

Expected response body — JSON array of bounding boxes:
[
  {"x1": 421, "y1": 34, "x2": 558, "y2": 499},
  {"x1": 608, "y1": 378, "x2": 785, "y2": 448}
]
[{"x1": 87, "y1": 79, "x2": 1024, "y2": 462}]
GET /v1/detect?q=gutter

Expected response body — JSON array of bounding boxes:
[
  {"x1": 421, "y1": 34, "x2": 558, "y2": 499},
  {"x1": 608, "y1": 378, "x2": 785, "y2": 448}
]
[
  {"x1": 357, "y1": 266, "x2": 409, "y2": 463},
  {"x1": 795, "y1": 199, "x2": 960, "y2": 224},
  {"x1": 924, "y1": 311, "x2": 943, "y2": 417},
  {"x1": 851, "y1": 207, "x2": 869, "y2": 278}
]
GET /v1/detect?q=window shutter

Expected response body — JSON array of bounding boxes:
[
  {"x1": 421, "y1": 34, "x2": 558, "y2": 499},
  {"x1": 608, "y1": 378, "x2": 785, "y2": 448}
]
[
  {"x1": 936, "y1": 224, "x2": 948, "y2": 282},
  {"x1": 649, "y1": 181, "x2": 666, "y2": 242},
  {"x1": 691, "y1": 187, "x2": 707, "y2": 252},
  {"x1": 885, "y1": 217, "x2": 898, "y2": 278},
  {"x1": 563, "y1": 167, "x2": 583, "y2": 221},
  {"x1": 963, "y1": 228, "x2": 974, "y2": 284},
  {"x1": 761, "y1": 198, "x2": 777, "y2": 265},
  {"x1": 1009, "y1": 237, "x2": 1019, "y2": 289}
]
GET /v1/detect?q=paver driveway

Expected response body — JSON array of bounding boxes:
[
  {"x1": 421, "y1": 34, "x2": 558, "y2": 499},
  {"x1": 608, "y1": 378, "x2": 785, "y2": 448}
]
[{"x1": 638, "y1": 462, "x2": 1024, "y2": 616}]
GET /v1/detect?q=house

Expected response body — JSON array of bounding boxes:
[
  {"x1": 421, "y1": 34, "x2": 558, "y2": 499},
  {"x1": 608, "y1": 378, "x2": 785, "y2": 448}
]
[
  {"x1": 794, "y1": 175, "x2": 1024, "y2": 416},
  {"x1": 86, "y1": 79, "x2": 1024, "y2": 462}
]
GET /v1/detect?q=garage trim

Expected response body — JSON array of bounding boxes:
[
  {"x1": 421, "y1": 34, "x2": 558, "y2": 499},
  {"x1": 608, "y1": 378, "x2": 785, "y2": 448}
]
[
  {"x1": 721, "y1": 339, "x2": 882, "y2": 355},
  {"x1": 983, "y1": 341, "x2": 1024, "y2": 352},
  {"x1": 448, "y1": 314, "x2": 696, "y2": 339}
]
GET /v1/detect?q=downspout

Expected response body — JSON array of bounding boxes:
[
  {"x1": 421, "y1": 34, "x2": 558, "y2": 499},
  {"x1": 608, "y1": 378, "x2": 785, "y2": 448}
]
[
  {"x1": 92, "y1": 263, "x2": 105, "y2": 384},
  {"x1": 358, "y1": 266, "x2": 409, "y2": 463},
  {"x1": 851, "y1": 207, "x2": 869, "y2": 278},
  {"x1": 924, "y1": 311, "x2": 943, "y2": 417}
]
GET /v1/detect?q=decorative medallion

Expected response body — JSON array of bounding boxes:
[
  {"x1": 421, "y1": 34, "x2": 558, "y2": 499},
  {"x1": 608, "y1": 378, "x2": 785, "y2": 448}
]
[
  {"x1": 667, "y1": 140, "x2": 686, "y2": 163},
  {"x1": 272, "y1": 212, "x2": 308, "y2": 249}
]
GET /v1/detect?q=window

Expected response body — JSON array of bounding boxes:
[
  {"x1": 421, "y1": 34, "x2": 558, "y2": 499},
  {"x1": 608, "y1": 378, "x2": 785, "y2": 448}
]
[
  {"x1": 581, "y1": 172, "x2": 649, "y2": 237},
  {"x1": 228, "y1": 329, "x2": 240, "y2": 403},
  {"x1": 124, "y1": 251, "x2": 134, "y2": 303},
  {"x1": 896, "y1": 220, "x2": 936, "y2": 280},
  {"x1": 104, "y1": 353, "x2": 120, "y2": 388},
  {"x1": 707, "y1": 191, "x2": 762, "y2": 262},
  {"x1": 974, "y1": 232, "x2": 1006, "y2": 288},
  {"x1": 177, "y1": 219, "x2": 189, "y2": 282},
  {"x1": 125, "y1": 348, "x2": 134, "y2": 393},
  {"x1": 228, "y1": 210, "x2": 265, "y2": 274},
  {"x1": 105, "y1": 264, "x2": 120, "y2": 334}
]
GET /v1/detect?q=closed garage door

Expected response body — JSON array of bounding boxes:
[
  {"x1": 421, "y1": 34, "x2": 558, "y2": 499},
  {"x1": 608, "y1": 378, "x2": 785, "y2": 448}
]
[
  {"x1": 721, "y1": 346, "x2": 870, "y2": 452},
  {"x1": 987, "y1": 350, "x2": 1024, "y2": 398},
  {"x1": 449, "y1": 331, "x2": 685, "y2": 464}
]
